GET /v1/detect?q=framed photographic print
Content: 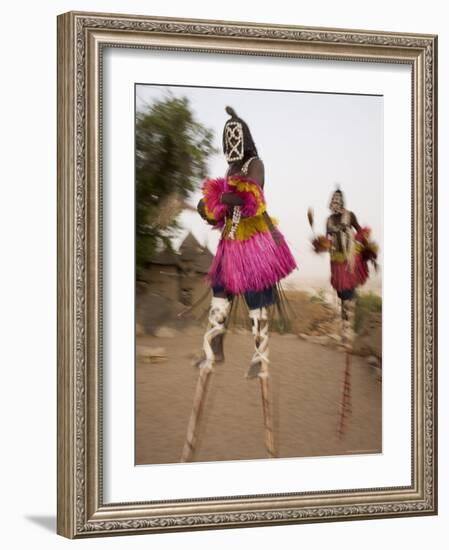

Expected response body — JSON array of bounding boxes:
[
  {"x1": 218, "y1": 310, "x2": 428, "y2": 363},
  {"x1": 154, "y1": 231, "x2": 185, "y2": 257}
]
[{"x1": 57, "y1": 11, "x2": 438, "y2": 538}]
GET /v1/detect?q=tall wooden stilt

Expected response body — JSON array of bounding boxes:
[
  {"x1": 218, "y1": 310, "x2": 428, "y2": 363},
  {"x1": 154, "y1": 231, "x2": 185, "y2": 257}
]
[
  {"x1": 259, "y1": 366, "x2": 276, "y2": 458},
  {"x1": 181, "y1": 297, "x2": 230, "y2": 462},
  {"x1": 337, "y1": 350, "x2": 352, "y2": 438},
  {"x1": 337, "y1": 297, "x2": 355, "y2": 438},
  {"x1": 247, "y1": 307, "x2": 276, "y2": 458},
  {"x1": 181, "y1": 365, "x2": 213, "y2": 462}
]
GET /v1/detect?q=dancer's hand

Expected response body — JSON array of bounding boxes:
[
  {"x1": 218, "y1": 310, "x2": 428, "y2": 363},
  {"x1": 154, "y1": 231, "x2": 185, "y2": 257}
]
[
  {"x1": 220, "y1": 192, "x2": 244, "y2": 207},
  {"x1": 312, "y1": 235, "x2": 331, "y2": 253},
  {"x1": 197, "y1": 199, "x2": 217, "y2": 225}
]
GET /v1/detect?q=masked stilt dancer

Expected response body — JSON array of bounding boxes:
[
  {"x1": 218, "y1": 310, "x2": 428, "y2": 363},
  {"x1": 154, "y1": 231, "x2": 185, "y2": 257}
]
[
  {"x1": 181, "y1": 106, "x2": 297, "y2": 462},
  {"x1": 310, "y1": 187, "x2": 378, "y2": 436}
]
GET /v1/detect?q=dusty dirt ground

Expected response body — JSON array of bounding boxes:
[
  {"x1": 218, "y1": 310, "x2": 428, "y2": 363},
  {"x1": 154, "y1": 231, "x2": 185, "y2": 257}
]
[{"x1": 135, "y1": 327, "x2": 381, "y2": 465}]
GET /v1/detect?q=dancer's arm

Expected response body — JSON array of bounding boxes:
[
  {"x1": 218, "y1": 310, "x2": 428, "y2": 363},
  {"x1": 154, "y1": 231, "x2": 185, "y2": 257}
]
[
  {"x1": 350, "y1": 211, "x2": 361, "y2": 232},
  {"x1": 197, "y1": 198, "x2": 217, "y2": 225},
  {"x1": 312, "y1": 217, "x2": 332, "y2": 253},
  {"x1": 326, "y1": 217, "x2": 332, "y2": 237},
  {"x1": 351, "y1": 212, "x2": 379, "y2": 269},
  {"x1": 246, "y1": 157, "x2": 265, "y2": 189},
  {"x1": 220, "y1": 192, "x2": 244, "y2": 206}
]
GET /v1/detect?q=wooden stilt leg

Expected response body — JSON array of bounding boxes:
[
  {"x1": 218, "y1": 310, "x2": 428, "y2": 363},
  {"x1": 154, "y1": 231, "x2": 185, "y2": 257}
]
[
  {"x1": 247, "y1": 308, "x2": 276, "y2": 458},
  {"x1": 180, "y1": 297, "x2": 230, "y2": 462},
  {"x1": 180, "y1": 365, "x2": 213, "y2": 462},
  {"x1": 337, "y1": 350, "x2": 352, "y2": 438},
  {"x1": 259, "y1": 365, "x2": 276, "y2": 458},
  {"x1": 337, "y1": 297, "x2": 355, "y2": 438}
]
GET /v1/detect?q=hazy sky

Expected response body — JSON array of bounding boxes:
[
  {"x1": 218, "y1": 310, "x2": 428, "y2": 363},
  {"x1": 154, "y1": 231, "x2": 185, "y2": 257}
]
[{"x1": 136, "y1": 84, "x2": 383, "y2": 289}]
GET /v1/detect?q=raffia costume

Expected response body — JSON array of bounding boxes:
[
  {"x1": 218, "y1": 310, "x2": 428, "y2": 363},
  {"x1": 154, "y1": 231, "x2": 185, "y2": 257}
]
[
  {"x1": 202, "y1": 161, "x2": 296, "y2": 304},
  {"x1": 312, "y1": 188, "x2": 379, "y2": 436},
  {"x1": 197, "y1": 108, "x2": 297, "y2": 373},
  {"x1": 313, "y1": 189, "x2": 378, "y2": 348},
  {"x1": 181, "y1": 107, "x2": 297, "y2": 461}
]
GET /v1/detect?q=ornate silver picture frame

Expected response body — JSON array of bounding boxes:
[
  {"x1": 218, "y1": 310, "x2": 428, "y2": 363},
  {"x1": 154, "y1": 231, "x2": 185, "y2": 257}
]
[{"x1": 57, "y1": 11, "x2": 437, "y2": 538}]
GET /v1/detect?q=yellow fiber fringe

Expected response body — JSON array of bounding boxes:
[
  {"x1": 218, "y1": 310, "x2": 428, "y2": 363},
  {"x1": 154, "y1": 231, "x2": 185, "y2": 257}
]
[
  {"x1": 330, "y1": 241, "x2": 364, "y2": 262},
  {"x1": 223, "y1": 215, "x2": 278, "y2": 240}
]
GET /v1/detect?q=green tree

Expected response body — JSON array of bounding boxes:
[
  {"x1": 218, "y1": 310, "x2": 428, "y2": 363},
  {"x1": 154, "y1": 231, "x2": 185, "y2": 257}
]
[{"x1": 136, "y1": 95, "x2": 216, "y2": 278}]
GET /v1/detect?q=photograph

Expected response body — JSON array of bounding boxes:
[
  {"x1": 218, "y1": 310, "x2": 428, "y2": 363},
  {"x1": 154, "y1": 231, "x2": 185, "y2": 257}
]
[
  {"x1": 56, "y1": 10, "x2": 437, "y2": 538},
  {"x1": 134, "y1": 83, "x2": 383, "y2": 465}
]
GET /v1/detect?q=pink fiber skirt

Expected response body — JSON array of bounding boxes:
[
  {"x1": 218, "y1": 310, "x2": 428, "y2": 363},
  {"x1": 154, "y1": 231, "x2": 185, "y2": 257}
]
[
  {"x1": 330, "y1": 256, "x2": 369, "y2": 292},
  {"x1": 207, "y1": 229, "x2": 297, "y2": 295}
]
